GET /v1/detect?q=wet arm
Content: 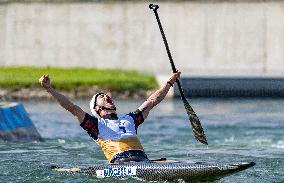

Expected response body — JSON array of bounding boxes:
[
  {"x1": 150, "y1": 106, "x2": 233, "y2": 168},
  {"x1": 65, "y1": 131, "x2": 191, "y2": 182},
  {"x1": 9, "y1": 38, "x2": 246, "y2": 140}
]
[
  {"x1": 46, "y1": 87, "x2": 85, "y2": 123},
  {"x1": 39, "y1": 75, "x2": 86, "y2": 123},
  {"x1": 138, "y1": 72, "x2": 180, "y2": 119},
  {"x1": 138, "y1": 81, "x2": 172, "y2": 119}
]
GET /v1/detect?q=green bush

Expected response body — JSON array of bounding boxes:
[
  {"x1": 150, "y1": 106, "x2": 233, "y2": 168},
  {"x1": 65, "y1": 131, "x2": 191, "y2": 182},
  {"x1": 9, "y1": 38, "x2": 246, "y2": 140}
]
[{"x1": 0, "y1": 66, "x2": 157, "y2": 92}]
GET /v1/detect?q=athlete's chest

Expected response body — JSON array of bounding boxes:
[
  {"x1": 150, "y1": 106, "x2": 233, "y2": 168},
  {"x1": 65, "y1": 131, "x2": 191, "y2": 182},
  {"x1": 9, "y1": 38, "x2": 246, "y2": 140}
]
[
  {"x1": 98, "y1": 116, "x2": 136, "y2": 139},
  {"x1": 106, "y1": 119, "x2": 132, "y2": 132}
]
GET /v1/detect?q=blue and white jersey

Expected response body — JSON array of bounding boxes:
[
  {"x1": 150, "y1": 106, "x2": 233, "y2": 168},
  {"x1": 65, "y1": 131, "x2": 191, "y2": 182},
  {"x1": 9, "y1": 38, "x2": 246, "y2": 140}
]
[
  {"x1": 80, "y1": 109, "x2": 144, "y2": 141},
  {"x1": 98, "y1": 114, "x2": 138, "y2": 140},
  {"x1": 80, "y1": 109, "x2": 145, "y2": 162}
]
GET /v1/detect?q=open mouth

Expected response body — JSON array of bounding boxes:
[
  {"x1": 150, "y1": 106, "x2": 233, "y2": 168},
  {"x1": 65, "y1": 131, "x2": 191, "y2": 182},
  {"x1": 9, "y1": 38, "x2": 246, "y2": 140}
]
[{"x1": 105, "y1": 96, "x2": 112, "y2": 104}]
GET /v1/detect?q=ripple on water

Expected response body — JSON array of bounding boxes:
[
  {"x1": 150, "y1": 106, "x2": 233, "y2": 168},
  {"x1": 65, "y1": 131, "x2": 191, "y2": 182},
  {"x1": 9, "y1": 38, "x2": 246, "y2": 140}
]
[{"x1": 0, "y1": 99, "x2": 283, "y2": 183}]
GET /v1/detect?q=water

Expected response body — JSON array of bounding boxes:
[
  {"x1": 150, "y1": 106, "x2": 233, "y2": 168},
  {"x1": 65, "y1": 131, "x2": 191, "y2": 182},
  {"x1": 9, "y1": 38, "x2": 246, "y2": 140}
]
[{"x1": 1, "y1": 98, "x2": 283, "y2": 182}]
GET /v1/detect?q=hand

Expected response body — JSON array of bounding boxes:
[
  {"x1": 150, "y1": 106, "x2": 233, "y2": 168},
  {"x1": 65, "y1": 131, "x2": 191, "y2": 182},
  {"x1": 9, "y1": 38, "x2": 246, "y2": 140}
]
[
  {"x1": 39, "y1": 74, "x2": 51, "y2": 90},
  {"x1": 168, "y1": 71, "x2": 181, "y2": 84}
]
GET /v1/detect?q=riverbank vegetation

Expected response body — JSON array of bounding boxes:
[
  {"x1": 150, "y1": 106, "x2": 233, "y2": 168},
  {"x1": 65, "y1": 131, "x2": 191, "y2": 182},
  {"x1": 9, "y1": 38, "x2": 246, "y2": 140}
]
[
  {"x1": 0, "y1": 0, "x2": 175, "y2": 3},
  {"x1": 0, "y1": 67, "x2": 157, "y2": 99}
]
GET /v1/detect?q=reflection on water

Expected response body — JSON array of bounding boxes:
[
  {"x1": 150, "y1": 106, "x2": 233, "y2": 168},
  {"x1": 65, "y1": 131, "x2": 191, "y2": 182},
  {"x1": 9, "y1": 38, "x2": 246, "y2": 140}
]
[{"x1": 0, "y1": 98, "x2": 284, "y2": 182}]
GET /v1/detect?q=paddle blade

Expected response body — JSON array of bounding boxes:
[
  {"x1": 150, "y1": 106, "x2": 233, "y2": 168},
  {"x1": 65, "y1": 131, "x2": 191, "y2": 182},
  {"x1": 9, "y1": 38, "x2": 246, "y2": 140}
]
[{"x1": 183, "y1": 100, "x2": 208, "y2": 145}]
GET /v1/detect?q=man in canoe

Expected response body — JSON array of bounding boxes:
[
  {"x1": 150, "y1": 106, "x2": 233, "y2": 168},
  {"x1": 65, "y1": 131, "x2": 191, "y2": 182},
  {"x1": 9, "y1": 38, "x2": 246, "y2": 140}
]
[{"x1": 39, "y1": 71, "x2": 180, "y2": 164}]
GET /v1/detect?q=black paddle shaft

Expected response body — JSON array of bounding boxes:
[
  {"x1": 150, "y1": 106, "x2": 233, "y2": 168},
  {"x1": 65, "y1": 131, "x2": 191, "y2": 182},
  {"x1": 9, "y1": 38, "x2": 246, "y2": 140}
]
[
  {"x1": 149, "y1": 4, "x2": 185, "y2": 101},
  {"x1": 149, "y1": 4, "x2": 208, "y2": 145}
]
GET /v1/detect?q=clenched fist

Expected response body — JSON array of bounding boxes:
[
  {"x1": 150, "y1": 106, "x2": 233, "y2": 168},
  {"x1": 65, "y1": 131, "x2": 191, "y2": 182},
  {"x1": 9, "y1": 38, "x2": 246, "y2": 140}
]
[
  {"x1": 168, "y1": 71, "x2": 181, "y2": 84},
  {"x1": 39, "y1": 74, "x2": 51, "y2": 90}
]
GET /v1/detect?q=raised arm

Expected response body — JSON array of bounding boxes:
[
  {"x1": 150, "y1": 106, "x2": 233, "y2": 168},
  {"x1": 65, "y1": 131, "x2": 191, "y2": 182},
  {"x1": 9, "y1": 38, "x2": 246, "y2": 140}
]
[
  {"x1": 138, "y1": 71, "x2": 181, "y2": 119},
  {"x1": 39, "y1": 74, "x2": 86, "y2": 124}
]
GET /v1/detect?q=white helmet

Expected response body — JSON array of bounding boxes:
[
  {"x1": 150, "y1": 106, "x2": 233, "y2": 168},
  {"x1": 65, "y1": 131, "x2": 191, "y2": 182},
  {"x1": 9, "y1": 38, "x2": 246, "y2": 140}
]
[{"x1": 89, "y1": 92, "x2": 104, "y2": 117}]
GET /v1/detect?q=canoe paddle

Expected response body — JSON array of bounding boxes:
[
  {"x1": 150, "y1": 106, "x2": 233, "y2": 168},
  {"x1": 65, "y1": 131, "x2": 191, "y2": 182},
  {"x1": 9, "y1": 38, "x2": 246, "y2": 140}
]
[{"x1": 149, "y1": 4, "x2": 208, "y2": 145}]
